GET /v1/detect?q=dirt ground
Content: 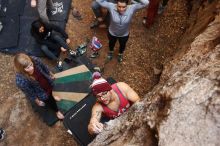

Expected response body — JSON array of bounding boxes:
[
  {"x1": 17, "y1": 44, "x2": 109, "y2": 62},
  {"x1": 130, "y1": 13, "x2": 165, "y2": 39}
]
[{"x1": 0, "y1": 0, "x2": 189, "y2": 145}]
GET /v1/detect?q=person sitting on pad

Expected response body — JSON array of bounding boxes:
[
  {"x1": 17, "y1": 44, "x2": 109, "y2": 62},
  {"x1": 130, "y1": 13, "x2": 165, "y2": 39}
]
[
  {"x1": 31, "y1": 19, "x2": 76, "y2": 67},
  {"x1": 14, "y1": 53, "x2": 64, "y2": 120},
  {"x1": 88, "y1": 72, "x2": 140, "y2": 134}
]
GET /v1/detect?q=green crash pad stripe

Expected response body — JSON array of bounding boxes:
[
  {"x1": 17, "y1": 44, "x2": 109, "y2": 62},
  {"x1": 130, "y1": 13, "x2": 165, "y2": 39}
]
[
  {"x1": 54, "y1": 65, "x2": 90, "y2": 78},
  {"x1": 57, "y1": 99, "x2": 77, "y2": 113},
  {"x1": 52, "y1": 91, "x2": 88, "y2": 102},
  {"x1": 54, "y1": 71, "x2": 92, "y2": 84},
  {"x1": 53, "y1": 80, "x2": 91, "y2": 93}
]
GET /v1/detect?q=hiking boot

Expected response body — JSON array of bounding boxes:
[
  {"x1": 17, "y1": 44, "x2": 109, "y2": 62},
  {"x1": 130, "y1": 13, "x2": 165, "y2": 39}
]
[
  {"x1": 90, "y1": 52, "x2": 99, "y2": 58},
  {"x1": 90, "y1": 20, "x2": 99, "y2": 29},
  {"x1": 118, "y1": 53, "x2": 123, "y2": 62},
  {"x1": 107, "y1": 51, "x2": 113, "y2": 60}
]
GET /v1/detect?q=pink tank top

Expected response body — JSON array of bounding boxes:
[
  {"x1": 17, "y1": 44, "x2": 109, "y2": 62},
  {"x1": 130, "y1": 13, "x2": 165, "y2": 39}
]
[{"x1": 101, "y1": 84, "x2": 131, "y2": 119}]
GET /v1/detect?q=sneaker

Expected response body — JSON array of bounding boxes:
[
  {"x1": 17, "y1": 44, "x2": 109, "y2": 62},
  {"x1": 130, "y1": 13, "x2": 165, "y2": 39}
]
[
  {"x1": 118, "y1": 53, "x2": 123, "y2": 62},
  {"x1": 69, "y1": 49, "x2": 77, "y2": 57},
  {"x1": 107, "y1": 51, "x2": 113, "y2": 60},
  {"x1": 90, "y1": 52, "x2": 99, "y2": 58},
  {"x1": 93, "y1": 66, "x2": 101, "y2": 72},
  {"x1": 57, "y1": 60, "x2": 63, "y2": 71},
  {"x1": 0, "y1": 129, "x2": 5, "y2": 135}
]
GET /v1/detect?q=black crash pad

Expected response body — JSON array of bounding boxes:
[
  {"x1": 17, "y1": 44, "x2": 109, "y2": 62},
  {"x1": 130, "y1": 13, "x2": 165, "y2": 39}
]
[
  {"x1": 0, "y1": 0, "x2": 72, "y2": 56},
  {"x1": 0, "y1": 0, "x2": 26, "y2": 17},
  {"x1": 63, "y1": 93, "x2": 97, "y2": 145},
  {"x1": 0, "y1": 15, "x2": 19, "y2": 50},
  {"x1": 30, "y1": 100, "x2": 58, "y2": 126},
  {"x1": 63, "y1": 78, "x2": 116, "y2": 146}
]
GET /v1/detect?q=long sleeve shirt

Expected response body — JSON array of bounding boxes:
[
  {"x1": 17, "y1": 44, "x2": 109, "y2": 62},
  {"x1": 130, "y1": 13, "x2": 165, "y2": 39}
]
[
  {"x1": 16, "y1": 57, "x2": 53, "y2": 101},
  {"x1": 96, "y1": 0, "x2": 149, "y2": 37}
]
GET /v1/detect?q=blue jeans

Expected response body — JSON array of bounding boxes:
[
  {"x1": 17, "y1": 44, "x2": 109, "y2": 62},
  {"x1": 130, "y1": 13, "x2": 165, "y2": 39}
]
[{"x1": 41, "y1": 33, "x2": 70, "y2": 60}]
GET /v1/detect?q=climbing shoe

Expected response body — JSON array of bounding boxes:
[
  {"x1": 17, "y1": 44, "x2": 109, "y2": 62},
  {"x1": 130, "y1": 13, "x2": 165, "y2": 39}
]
[
  {"x1": 90, "y1": 52, "x2": 99, "y2": 58},
  {"x1": 107, "y1": 51, "x2": 113, "y2": 60},
  {"x1": 69, "y1": 49, "x2": 77, "y2": 57},
  {"x1": 118, "y1": 53, "x2": 123, "y2": 62}
]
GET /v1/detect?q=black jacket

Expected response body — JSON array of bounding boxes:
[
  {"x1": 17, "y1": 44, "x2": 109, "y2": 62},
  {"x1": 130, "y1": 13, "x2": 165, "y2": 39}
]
[{"x1": 31, "y1": 23, "x2": 68, "y2": 51}]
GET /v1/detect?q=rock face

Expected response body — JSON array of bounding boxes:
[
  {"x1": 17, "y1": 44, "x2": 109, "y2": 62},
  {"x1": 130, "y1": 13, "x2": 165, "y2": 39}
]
[
  {"x1": 158, "y1": 12, "x2": 220, "y2": 146},
  {"x1": 89, "y1": 1, "x2": 220, "y2": 146}
]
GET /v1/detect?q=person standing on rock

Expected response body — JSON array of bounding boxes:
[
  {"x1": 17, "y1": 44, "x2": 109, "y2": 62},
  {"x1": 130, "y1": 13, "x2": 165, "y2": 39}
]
[
  {"x1": 96, "y1": 0, "x2": 149, "y2": 62},
  {"x1": 14, "y1": 53, "x2": 64, "y2": 120},
  {"x1": 88, "y1": 72, "x2": 140, "y2": 134}
]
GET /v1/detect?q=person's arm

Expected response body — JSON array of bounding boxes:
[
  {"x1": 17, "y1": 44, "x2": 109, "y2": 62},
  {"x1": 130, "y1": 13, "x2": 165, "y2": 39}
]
[
  {"x1": 131, "y1": 0, "x2": 149, "y2": 12},
  {"x1": 31, "y1": 0, "x2": 37, "y2": 7},
  {"x1": 16, "y1": 74, "x2": 37, "y2": 101},
  {"x1": 96, "y1": 0, "x2": 115, "y2": 10},
  {"x1": 118, "y1": 82, "x2": 140, "y2": 103},
  {"x1": 88, "y1": 103, "x2": 104, "y2": 135}
]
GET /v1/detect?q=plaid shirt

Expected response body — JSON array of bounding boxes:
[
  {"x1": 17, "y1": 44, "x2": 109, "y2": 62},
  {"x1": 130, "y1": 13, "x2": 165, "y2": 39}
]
[{"x1": 16, "y1": 56, "x2": 53, "y2": 101}]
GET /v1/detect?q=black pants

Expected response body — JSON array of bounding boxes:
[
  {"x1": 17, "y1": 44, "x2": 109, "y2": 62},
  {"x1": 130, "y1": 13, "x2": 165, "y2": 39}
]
[
  {"x1": 108, "y1": 32, "x2": 129, "y2": 54},
  {"x1": 44, "y1": 95, "x2": 58, "y2": 112}
]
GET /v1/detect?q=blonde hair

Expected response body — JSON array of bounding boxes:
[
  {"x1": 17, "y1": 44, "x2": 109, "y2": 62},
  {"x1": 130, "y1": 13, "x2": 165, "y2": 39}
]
[{"x1": 14, "y1": 53, "x2": 33, "y2": 75}]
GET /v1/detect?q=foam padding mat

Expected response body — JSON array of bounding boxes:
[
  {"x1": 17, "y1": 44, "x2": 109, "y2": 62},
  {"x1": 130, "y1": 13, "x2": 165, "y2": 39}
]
[
  {"x1": 0, "y1": 0, "x2": 26, "y2": 17},
  {"x1": 0, "y1": 15, "x2": 20, "y2": 49},
  {"x1": 63, "y1": 93, "x2": 97, "y2": 146},
  {"x1": 30, "y1": 100, "x2": 58, "y2": 126},
  {"x1": 53, "y1": 64, "x2": 92, "y2": 113},
  {"x1": 30, "y1": 64, "x2": 92, "y2": 126},
  {"x1": 0, "y1": 0, "x2": 72, "y2": 56}
]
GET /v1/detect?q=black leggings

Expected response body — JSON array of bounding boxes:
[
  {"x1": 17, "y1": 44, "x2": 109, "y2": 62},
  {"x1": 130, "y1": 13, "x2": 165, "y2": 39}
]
[
  {"x1": 108, "y1": 32, "x2": 129, "y2": 54},
  {"x1": 44, "y1": 95, "x2": 58, "y2": 112}
]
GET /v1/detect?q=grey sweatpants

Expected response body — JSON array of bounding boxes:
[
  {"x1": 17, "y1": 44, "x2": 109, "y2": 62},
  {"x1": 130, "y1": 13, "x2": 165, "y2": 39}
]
[{"x1": 37, "y1": 0, "x2": 54, "y2": 23}]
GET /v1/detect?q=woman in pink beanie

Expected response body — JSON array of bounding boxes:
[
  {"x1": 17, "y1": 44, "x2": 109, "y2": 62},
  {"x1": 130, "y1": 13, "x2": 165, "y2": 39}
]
[{"x1": 88, "y1": 72, "x2": 140, "y2": 134}]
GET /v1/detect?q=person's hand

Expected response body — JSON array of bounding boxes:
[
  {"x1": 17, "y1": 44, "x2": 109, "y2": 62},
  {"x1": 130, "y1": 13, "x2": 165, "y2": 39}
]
[
  {"x1": 88, "y1": 121, "x2": 104, "y2": 134},
  {"x1": 50, "y1": 72, "x2": 55, "y2": 80},
  {"x1": 35, "y1": 98, "x2": 45, "y2": 106},
  {"x1": 54, "y1": 96, "x2": 61, "y2": 101},
  {"x1": 60, "y1": 47, "x2": 67, "y2": 52},
  {"x1": 31, "y1": 0, "x2": 37, "y2": 7},
  {"x1": 66, "y1": 38, "x2": 71, "y2": 44}
]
